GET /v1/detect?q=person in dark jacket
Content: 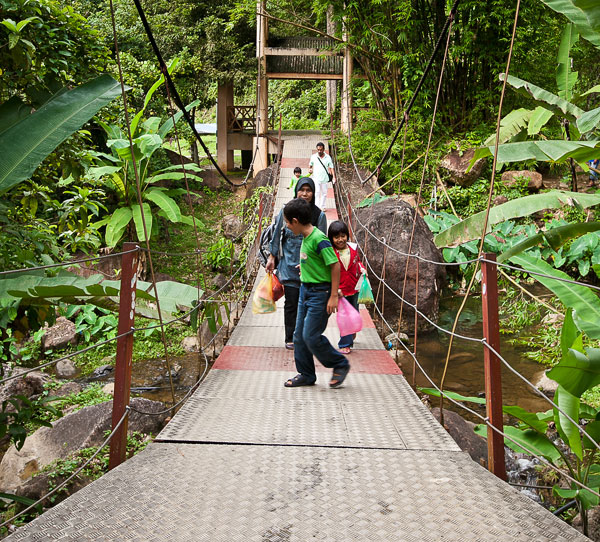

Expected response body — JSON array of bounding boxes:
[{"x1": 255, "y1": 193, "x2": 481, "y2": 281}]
[{"x1": 265, "y1": 177, "x2": 327, "y2": 349}]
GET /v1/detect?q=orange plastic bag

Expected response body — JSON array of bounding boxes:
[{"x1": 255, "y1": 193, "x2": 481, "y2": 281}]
[
  {"x1": 252, "y1": 273, "x2": 276, "y2": 314},
  {"x1": 272, "y1": 274, "x2": 284, "y2": 302}
]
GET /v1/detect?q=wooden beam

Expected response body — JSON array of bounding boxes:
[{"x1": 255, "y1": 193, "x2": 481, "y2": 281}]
[
  {"x1": 264, "y1": 47, "x2": 341, "y2": 57},
  {"x1": 267, "y1": 72, "x2": 343, "y2": 80}
]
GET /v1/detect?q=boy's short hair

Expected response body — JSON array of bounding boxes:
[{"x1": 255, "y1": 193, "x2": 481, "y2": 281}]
[
  {"x1": 316, "y1": 142, "x2": 325, "y2": 149},
  {"x1": 327, "y1": 220, "x2": 350, "y2": 244},
  {"x1": 293, "y1": 166, "x2": 302, "y2": 174},
  {"x1": 284, "y1": 198, "x2": 312, "y2": 225}
]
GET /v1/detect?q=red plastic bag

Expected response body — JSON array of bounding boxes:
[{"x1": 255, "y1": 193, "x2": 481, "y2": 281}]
[
  {"x1": 252, "y1": 273, "x2": 276, "y2": 314},
  {"x1": 336, "y1": 297, "x2": 363, "y2": 336},
  {"x1": 272, "y1": 274, "x2": 284, "y2": 302}
]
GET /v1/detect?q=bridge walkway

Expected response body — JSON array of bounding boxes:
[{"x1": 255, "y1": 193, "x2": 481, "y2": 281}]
[{"x1": 5, "y1": 134, "x2": 588, "y2": 541}]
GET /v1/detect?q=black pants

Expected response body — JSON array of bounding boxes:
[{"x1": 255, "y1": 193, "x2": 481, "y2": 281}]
[{"x1": 283, "y1": 283, "x2": 300, "y2": 343}]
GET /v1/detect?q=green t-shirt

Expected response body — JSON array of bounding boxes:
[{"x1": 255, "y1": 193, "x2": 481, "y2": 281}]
[{"x1": 299, "y1": 227, "x2": 338, "y2": 283}]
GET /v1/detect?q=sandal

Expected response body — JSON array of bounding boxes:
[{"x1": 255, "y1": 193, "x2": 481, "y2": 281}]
[
  {"x1": 330, "y1": 364, "x2": 350, "y2": 388},
  {"x1": 339, "y1": 347, "x2": 351, "y2": 354},
  {"x1": 284, "y1": 374, "x2": 316, "y2": 387},
  {"x1": 285, "y1": 342, "x2": 294, "y2": 350}
]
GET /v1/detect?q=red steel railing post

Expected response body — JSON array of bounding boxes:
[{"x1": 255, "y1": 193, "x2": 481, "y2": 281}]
[
  {"x1": 109, "y1": 242, "x2": 138, "y2": 470},
  {"x1": 481, "y1": 252, "x2": 507, "y2": 481}
]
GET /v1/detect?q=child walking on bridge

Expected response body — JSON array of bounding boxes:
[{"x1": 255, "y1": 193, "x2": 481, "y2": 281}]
[
  {"x1": 282, "y1": 198, "x2": 351, "y2": 388},
  {"x1": 328, "y1": 220, "x2": 366, "y2": 354}
]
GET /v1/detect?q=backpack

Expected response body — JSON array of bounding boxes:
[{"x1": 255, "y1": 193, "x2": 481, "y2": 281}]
[{"x1": 258, "y1": 221, "x2": 285, "y2": 268}]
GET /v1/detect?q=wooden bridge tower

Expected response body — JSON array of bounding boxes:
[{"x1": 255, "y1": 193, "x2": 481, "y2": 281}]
[{"x1": 253, "y1": 0, "x2": 352, "y2": 174}]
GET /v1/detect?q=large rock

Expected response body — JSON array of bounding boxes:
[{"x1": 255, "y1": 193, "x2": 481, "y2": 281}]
[
  {"x1": 501, "y1": 170, "x2": 543, "y2": 192},
  {"x1": 41, "y1": 316, "x2": 77, "y2": 351},
  {"x1": 439, "y1": 148, "x2": 487, "y2": 187},
  {"x1": 0, "y1": 397, "x2": 168, "y2": 494},
  {"x1": 353, "y1": 198, "x2": 445, "y2": 331},
  {"x1": 432, "y1": 408, "x2": 488, "y2": 468},
  {"x1": 221, "y1": 214, "x2": 245, "y2": 240},
  {"x1": 0, "y1": 369, "x2": 49, "y2": 404}
]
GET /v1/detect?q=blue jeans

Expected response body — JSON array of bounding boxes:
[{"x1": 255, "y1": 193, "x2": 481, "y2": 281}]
[
  {"x1": 293, "y1": 283, "x2": 349, "y2": 381},
  {"x1": 338, "y1": 293, "x2": 359, "y2": 348}
]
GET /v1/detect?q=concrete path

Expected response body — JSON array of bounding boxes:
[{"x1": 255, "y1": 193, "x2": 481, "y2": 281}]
[{"x1": 5, "y1": 134, "x2": 588, "y2": 541}]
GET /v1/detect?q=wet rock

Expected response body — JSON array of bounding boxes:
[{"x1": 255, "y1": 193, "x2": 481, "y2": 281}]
[
  {"x1": 92, "y1": 365, "x2": 113, "y2": 379},
  {"x1": 439, "y1": 148, "x2": 487, "y2": 187},
  {"x1": 532, "y1": 370, "x2": 558, "y2": 396},
  {"x1": 0, "y1": 369, "x2": 49, "y2": 404},
  {"x1": 41, "y1": 317, "x2": 77, "y2": 352},
  {"x1": 102, "y1": 383, "x2": 114, "y2": 395},
  {"x1": 181, "y1": 336, "x2": 199, "y2": 352},
  {"x1": 53, "y1": 381, "x2": 83, "y2": 397},
  {"x1": 211, "y1": 274, "x2": 229, "y2": 291},
  {"x1": 55, "y1": 359, "x2": 77, "y2": 379},
  {"x1": 573, "y1": 506, "x2": 600, "y2": 541},
  {"x1": 501, "y1": 170, "x2": 543, "y2": 192},
  {"x1": 432, "y1": 407, "x2": 488, "y2": 468},
  {"x1": 0, "y1": 398, "x2": 168, "y2": 494},
  {"x1": 493, "y1": 195, "x2": 508, "y2": 206},
  {"x1": 354, "y1": 198, "x2": 445, "y2": 332},
  {"x1": 221, "y1": 214, "x2": 245, "y2": 240}
]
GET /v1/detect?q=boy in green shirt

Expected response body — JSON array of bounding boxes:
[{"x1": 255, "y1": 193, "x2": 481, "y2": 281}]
[{"x1": 282, "y1": 198, "x2": 350, "y2": 388}]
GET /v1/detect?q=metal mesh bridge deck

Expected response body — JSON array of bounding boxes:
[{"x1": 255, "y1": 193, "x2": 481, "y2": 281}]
[{"x1": 5, "y1": 135, "x2": 588, "y2": 541}]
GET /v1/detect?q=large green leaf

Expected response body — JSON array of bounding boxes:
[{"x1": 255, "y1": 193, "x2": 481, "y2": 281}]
[
  {"x1": 509, "y1": 252, "x2": 600, "y2": 339},
  {"x1": 497, "y1": 221, "x2": 600, "y2": 262},
  {"x1": 0, "y1": 75, "x2": 123, "y2": 194},
  {"x1": 540, "y1": 0, "x2": 600, "y2": 47},
  {"x1": 560, "y1": 308, "x2": 583, "y2": 359},
  {"x1": 556, "y1": 24, "x2": 579, "y2": 101},
  {"x1": 0, "y1": 97, "x2": 31, "y2": 136},
  {"x1": 472, "y1": 139, "x2": 600, "y2": 166},
  {"x1": 131, "y1": 203, "x2": 152, "y2": 242},
  {"x1": 474, "y1": 424, "x2": 561, "y2": 462},
  {"x1": 484, "y1": 108, "x2": 533, "y2": 146},
  {"x1": 143, "y1": 189, "x2": 181, "y2": 222},
  {"x1": 554, "y1": 386, "x2": 582, "y2": 460},
  {"x1": 528, "y1": 106, "x2": 554, "y2": 136},
  {"x1": 547, "y1": 347, "x2": 600, "y2": 396},
  {"x1": 577, "y1": 106, "x2": 600, "y2": 134},
  {"x1": 434, "y1": 191, "x2": 600, "y2": 247},
  {"x1": 105, "y1": 207, "x2": 132, "y2": 248},
  {"x1": 501, "y1": 74, "x2": 585, "y2": 120}
]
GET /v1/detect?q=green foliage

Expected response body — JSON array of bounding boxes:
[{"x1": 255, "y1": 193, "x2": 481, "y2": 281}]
[
  {"x1": 61, "y1": 305, "x2": 117, "y2": 343},
  {"x1": 0, "y1": 394, "x2": 61, "y2": 450},
  {"x1": 203, "y1": 238, "x2": 234, "y2": 271}
]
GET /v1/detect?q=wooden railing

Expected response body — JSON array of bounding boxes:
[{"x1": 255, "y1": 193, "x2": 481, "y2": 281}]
[{"x1": 227, "y1": 105, "x2": 274, "y2": 132}]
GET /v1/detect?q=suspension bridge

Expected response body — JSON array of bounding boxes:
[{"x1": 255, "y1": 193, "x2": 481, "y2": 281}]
[{"x1": 3, "y1": 134, "x2": 589, "y2": 542}]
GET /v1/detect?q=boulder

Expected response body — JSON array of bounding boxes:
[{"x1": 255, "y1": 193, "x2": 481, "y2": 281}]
[
  {"x1": 493, "y1": 195, "x2": 508, "y2": 207},
  {"x1": 501, "y1": 170, "x2": 543, "y2": 191},
  {"x1": 211, "y1": 273, "x2": 229, "y2": 291},
  {"x1": 353, "y1": 198, "x2": 445, "y2": 332},
  {"x1": 432, "y1": 408, "x2": 488, "y2": 468},
  {"x1": 439, "y1": 148, "x2": 487, "y2": 187},
  {"x1": 532, "y1": 370, "x2": 559, "y2": 396},
  {"x1": 181, "y1": 336, "x2": 199, "y2": 353},
  {"x1": 55, "y1": 359, "x2": 78, "y2": 379},
  {"x1": 102, "y1": 383, "x2": 114, "y2": 395},
  {"x1": 41, "y1": 317, "x2": 77, "y2": 351},
  {"x1": 573, "y1": 507, "x2": 600, "y2": 541},
  {"x1": 53, "y1": 381, "x2": 83, "y2": 397},
  {"x1": 0, "y1": 369, "x2": 49, "y2": 404},
  {"x1": 0, "y1": 397, "x2": 168, "y2": 494},
  {"x1": 221, "y1": 214, "x2": 245, "y2": 240}
]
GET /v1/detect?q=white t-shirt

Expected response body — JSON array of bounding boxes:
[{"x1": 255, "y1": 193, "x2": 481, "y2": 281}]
[{"x1": 309, "y1": 152, "x2": 333, "y2": 184}]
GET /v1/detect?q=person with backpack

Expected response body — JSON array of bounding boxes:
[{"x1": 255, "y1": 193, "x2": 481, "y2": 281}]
[{"x1": 265, "y1": 177, "x2": 327, "y2": 349}]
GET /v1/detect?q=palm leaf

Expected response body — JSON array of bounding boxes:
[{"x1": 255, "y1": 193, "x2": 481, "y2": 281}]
[
  {"x1": 434, "y1": 191, "x2": 600, "y2": 247},
  {"x1": 527, "y1": 106, "x2": 554, "y2": 136},
  {"x1": 509, "y1": 252, "x2": 600, "y2": 339},
  {"x1": 556, "y1": 24, "x2": 579, "y2": 101},
  {"x1": 483, "y1": 108, "x2": 533, "y2": 146},
  {"x1": 143, "y1": 189, "x2": 181, "y2": 222},
  {"x1": 0, "y1": 75, "x2": 123, "y2": 194},
  {"x1": 501, "y1": 74, "x2": 585, "y2": 120},
  {"x1": 539, "y1": 0, "x2": 600, "y2": 47},
  {"x1": 105, "y1": 207, "x2": 132, "y2": 248},
  {"x1": 131, "y1": 203, "x2": 152, "y2": 242}
]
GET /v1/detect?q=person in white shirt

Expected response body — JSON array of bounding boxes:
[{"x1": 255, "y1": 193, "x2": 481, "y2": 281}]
[{"x1": 308, "y1": 142, "x2": 335, "y2": 210}]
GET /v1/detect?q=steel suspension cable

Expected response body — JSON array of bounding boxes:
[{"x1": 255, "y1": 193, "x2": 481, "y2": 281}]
[
  {"x1": 130, "y1": 0, "x2": 246, "y2": 187},
  {"x1": 439, "y1": 0, "x2": 521, "y2": 419}
]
